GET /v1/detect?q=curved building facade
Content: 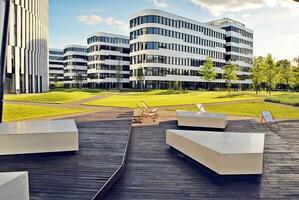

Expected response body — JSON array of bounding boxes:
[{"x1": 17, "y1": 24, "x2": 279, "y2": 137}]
[
  {"x1": 49, "y1": 48, "x2": 64, "y2": 84},
  {"x1": 87, "y1": 32, "x2": 130, "y2": 89},
  {"x1": 130, "y1": 9, "x2": 253, "y2": 90},
  {"x1": 63, "y1": 45, "x2": 88, "y2": 88},
  {"x1": 5, "y1": 0, "x2": 49, "y2": 93}
]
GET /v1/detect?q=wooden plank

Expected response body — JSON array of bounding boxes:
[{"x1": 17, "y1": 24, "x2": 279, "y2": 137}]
[
  {"x1": 0, "y1": 111, "x2": 133, "y2": 200},
  {"x1": 106, "y1": 119, "x2": 299, "y2": 199}
]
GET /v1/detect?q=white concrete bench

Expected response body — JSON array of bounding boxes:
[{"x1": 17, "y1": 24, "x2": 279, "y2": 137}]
[
  {"x1": 166, "y1": 129, "x2": 265, "y2": 175},
  {"x1": 176, "y1": 110, "x2": 227, "y2": 129},
  {"x1": 0, "y1": 120, "x2": 79, "y2": 155},
  {"x1": 0, "y1": 172, "x2": 29, "y2": 200}
]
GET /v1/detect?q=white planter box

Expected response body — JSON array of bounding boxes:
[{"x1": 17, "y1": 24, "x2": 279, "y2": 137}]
[
  {"x1": 176, "y1": 110, "x2": 227, "y2": 129},
  {"x1": 0, "y1": 172, "x2": 29, "y2": 200},
  {"x1": 166, "y1": 129, "x2": 265, "y2": 175},
  {"x1": 0, "y1": 120, "x2": 79, "y2": 155}
]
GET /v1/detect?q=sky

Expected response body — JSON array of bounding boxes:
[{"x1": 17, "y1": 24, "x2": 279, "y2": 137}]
[{"x1": 49, "y1": 0, "x2": 299, "y2": 60}]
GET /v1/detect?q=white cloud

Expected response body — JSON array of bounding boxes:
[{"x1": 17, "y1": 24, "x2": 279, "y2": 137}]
[
  {"x1": 77, "y1": 15, "x2": 129, "y2": 33},
  {"x1": 149, "y1": 0, "x2": 168, "y2": 8},
  {"x1": 190, "y1": 0, "x2": 299, "y2": 16},
  {"x1": 77, "y1": 15, "x2": 103, "y2": 25},
  {"x1": 104, "y1": 17, "x2": 129, "y2": 33}
]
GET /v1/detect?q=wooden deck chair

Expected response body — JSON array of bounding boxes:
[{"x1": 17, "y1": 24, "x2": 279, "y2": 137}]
[
  {"x1": 196, "y1": 104, "x2": 207, "y2": 113},
  {"x1": 142, "y1": 101, "x2": 159, "y2": 118},
  {"x1": 136, "y1": 104, "x2": 158, "y2": 122},
  {"x1": 260, "y1": 111, "x2": 280, "y2": 130}
]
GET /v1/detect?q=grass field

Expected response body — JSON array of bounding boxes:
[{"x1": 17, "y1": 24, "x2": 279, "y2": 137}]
[
  {"x1": 173, "y1": 102, "x2": 299, "y2": 119},
  {"x1": 4, "y1": 91, "x2": 98, "y2": 104},
  {"x1": 3, "y1": 104, "x2": 87, "y2": 122},
  {"x1": 84, "y1": 90, "x2": 267, "y2": 108},
  {"x1": 265, "y1": 93, "x2": 299, "y2": 107}
]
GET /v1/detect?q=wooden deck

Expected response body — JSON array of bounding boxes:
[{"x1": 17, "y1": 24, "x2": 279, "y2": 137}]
[
  {"x1": 106, "y1": 119, "x2": 299, "y2": 199},
  {"x1": 0, "y1": 110, "x2": 132, "y2": 200}
]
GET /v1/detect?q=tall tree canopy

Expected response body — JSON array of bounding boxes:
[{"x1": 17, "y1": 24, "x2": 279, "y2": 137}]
[
  {"x1": 199, "y1": 56, "x2": 216, "y2": 90},
  {"x1": 251, "y1": 56, "x2": 265, "y2": 94},
  {"x1": 277, "y1": 59, "x2": 296, "y2": 90},
  {"x1": 224, "y1": 61, "x2": 238, "y2": 92},
  {"x1": 263, "y1": 54, "x2": 279, "y2": 94}
]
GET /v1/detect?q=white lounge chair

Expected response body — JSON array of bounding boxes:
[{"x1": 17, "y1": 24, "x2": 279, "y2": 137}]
[
  {"x1": 261, "y1": 111, "x2": 280, "y2": 129},
  {"x1": 176, "y1": 110, "x2": 227, "y2": 129},
  {"x1": 196, "y1": 104, "x2": 207, "y2": 113},
  {"x1": 166, "y1": 129, "x2": 265, "y2": 175}
]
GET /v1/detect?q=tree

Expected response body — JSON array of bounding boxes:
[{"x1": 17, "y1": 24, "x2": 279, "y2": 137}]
[
  {"x1": 115, "y1": 61, "x2": 123, "y2": 90},
  {"x1": 136, "y1": 67, "x2": 145, "y2": 90},
  {"x1": 277, "y1": 59, "x2": 296, "y2": 91},
  {"x1": 251, "y1": 56, "x2": 265, "y2": 94},
  {"x1": 294, "y1": 65, "x2": 299, "y2": 89},
  {"x1": 199, "y1": 56, "x2": 216, "y2": 90},
  {"x1": 294, "y1": 56, "x2": 299, "y2": 66},
  {"x1": 75, "y1": 70, "x2": 84, "y2": 89},
  {"x1": 224, "y1": 61, "x2": 238, "y2": 93},
  {"x1": 263, "y1": 54, "x2": 279, "y2": 95}
]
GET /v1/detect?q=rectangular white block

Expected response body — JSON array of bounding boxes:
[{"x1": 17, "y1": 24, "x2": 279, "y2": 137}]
[
  {"x1": 0, "y1": 172, "x2": 29, "y2": 200},
  {"x1": 166, "y1": 129, "x2": 265, "y2": 175},
  {"x1": 0, "y1": 120, "x2": 79, "y2": 155},
  {"x1": 176, "y1": 110, "x2": 227, "y2": 129}
]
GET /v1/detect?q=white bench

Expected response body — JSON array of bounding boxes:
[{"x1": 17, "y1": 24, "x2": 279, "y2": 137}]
[
  {"x1": 176, "y1": 110, "x2": 227, "y2": 129},
  {"x1": 0, "y1": 172, "x2": 29, "y2": 200},
  {"x1": 166, "y1": 129, "x2": 265, "y2": 175},
  {"x1": 0, "y1": 120, "x2": 79, "y2": 155}
]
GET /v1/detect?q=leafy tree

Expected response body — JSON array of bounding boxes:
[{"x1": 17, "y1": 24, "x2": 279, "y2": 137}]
[
  {"x1": 75, "y1": 70, "x2": 84, "y2": 89},
  {"x1": 199, "y1": 56, "x2": 216, "y2": 90},
  {"x1": 224, "y1": 61, "x2": 238, "y2": 93},
  {"x1": 294, "y1": 65, "x2": 299, "y2": 88},
  {"x1": 136, "y1": 67, "x2": 145, "y2": 90},
  {"x1": 263, "y1": 54, "x2": 279, "y2": 95},
  {"x1": 115, "y1": 62, "x2": 123, "y2": 90},
  {"x1": 251, "y1": 56, "x2": 265, "y2": 94},
  {"x1": 294, "y1": 56, "x2": 299, "y2": 66},
  {"x1": 277, "y1": 59, "x2": 296, "y2": 91}
]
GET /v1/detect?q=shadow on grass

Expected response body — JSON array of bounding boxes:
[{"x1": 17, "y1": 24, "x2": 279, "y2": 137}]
[
  {"x1": 216, "y1": 92, "x2": 252, "y2": 98},
  {"x1": 51, "y1": 88, "x2": 104, "y2": 93},
  {"x1": 152, "y1": 90, "x2": 189, "y2": 95}
]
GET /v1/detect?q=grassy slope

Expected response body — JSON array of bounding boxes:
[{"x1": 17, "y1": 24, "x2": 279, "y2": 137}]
[
  {"x1": 265, "y1": 93, "x2": 299, "y2": 107},
  {"x1": 84, "y1": 90, "x2": 266, "y2": 108},
  {"x1": 4, "y1": 91, "x2": 97, "y2": 104},
  {"x1": 175, "y1": 102, "x2": 299, "y2": 119},
  {"x1": 3, "y1": 104, "x2": 87, "y2": 122}
]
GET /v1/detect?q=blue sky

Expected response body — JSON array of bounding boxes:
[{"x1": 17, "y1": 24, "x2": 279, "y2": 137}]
[{"x1": 49, "y1": 0, "x2": 299, "y2": 60}]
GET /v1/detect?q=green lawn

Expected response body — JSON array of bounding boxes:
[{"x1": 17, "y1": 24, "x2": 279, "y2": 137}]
[
  {"x1": 174, "y1": 102, "x2": 299, "y2": 119},
  {"x1": 3, "y1": 104, "x2": 87, "y2": 122},
  {"x1": 84, "y1": 90, "x2": 267, "y2": 108},
  {"x1": 4, "y1": 91, "x2": 98, "y2": 104},
  {"x1": 265, "y1": 93, "x2": 299, "y2": 107}
]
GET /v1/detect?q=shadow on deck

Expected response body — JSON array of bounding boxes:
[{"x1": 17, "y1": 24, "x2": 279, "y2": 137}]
[{"x1": 106, "y1": 119, "x2": 299, "y2": 199}]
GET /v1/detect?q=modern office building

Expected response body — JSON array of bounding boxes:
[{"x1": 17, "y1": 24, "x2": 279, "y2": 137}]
[
  {"x1": 4, "y1": 0, "x2": 49, "y2": 93},
  {"x1": 208, "y1": 18, "x2": 253, "y2": 83},
  {"x1": 63, "y1": 45, "x2": 88, "y2": 88},
  {"x1": 87, "y1": 32, "x2": 130, "y2": 89},
  {"x1": 129, "y1": 9, "x2": 253, "y2": 89},
  {"x1": 49, "y1": 49, "x2": 64, "y2": 84}
]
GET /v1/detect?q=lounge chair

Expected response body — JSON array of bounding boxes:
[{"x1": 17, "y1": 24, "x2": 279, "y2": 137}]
[
  {"x1": 135, "y1": 105, "x2": 158, "y2": 122},
  {"x1": 196, "y1": 104, "x2": 207, "y2": 113},
  {"x1": 260, "y1": 111, "x2": 280, "y2": 129},
  {"x1": 176, "y1": 110, "x2": 227, "y2": 129},
  {"x1": 142, "y1": 101, "x2": 159, "y2": 117}
]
